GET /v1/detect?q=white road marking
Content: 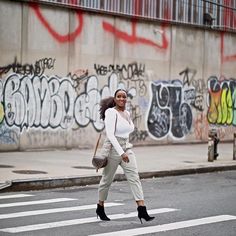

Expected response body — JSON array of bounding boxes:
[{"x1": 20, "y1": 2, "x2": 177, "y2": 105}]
[
  {"x1": 0, "y1": 208, "x2": 177, "y2": 233},
  {"x1": 89, "y1": 215, "x2": 236, "y2": 236},
  {"x1": 0, "y1": 198, "x2": 76, "y2": 208},
  {"x1": 0, "y1": 194, "x2": 34, "y2": 200},
  {"x1": 0, "y1": 203, "x2": 123, "y2": 219}
]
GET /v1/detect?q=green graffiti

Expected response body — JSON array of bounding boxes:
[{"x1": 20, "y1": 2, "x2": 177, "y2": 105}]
[
  {"x1": 233, "y1": 88, "x2": 236, "y2": 125},
  {"x1": 207, "y1": 77, "x2": 236, "y2": 126}
]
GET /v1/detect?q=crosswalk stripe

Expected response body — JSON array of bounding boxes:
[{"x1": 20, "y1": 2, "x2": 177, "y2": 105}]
[
  {"x1": 0, "y1": 198, "x2": 76, "y2": 208},
  {"x1": 89, "y1": 215, "x2": 236, "y2": 236},
  {"x1": 0, "y1": 208, "x2": 177, "y2": 233},
  {"x1": 0, "y1": 194, "x2": 34, "y2": 200},
  {"x1": 0, "y1": 203, "x2": 124, "y2": 219}
]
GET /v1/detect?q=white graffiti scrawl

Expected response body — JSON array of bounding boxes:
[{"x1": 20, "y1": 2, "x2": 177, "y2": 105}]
[
  {"x1": 3, "y1": 74, "x2": 77, "y2": 130},
  {"x1": 0, "y1": 72, "x2": 137, "y2": 132}
]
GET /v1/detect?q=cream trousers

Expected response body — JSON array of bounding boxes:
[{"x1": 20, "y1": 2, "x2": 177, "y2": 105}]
[{"x1": 98, "y1": 137, "x2": 144, "y2": 201}]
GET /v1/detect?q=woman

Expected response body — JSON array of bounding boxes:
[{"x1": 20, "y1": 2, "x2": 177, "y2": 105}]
[{"x1": 96, "y1": 89, "x2": 155, "y2": 224}]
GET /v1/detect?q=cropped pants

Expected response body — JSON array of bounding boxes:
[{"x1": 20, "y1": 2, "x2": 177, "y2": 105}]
[{"x1": 98, "y1": 137, "x2": 144, "y2": 201}]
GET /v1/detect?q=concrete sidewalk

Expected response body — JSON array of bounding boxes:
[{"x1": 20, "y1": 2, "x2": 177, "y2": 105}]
[{"x1": 0, "y1": 142, "x2": 236, "y2": 192}]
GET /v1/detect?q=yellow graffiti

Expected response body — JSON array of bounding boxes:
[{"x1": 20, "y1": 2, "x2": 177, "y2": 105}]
[
  {"x1": 233, "y1": 89, "x2": 236, "y2": 125},
  {"x1": 0, "y1": 102, "x2": 4, "y2": 124},
  {"x1": 220, "y1": 87, "x2": 233, "y2": 124},
  {"x1": 207, "y1": 79, "x2": 235, "y2": 126},
  {"x1": 226, "y1": 88, "x2": 233, "y2": 125}
]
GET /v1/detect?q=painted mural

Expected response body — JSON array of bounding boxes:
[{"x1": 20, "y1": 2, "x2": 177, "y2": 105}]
[{"x1": 0, "y1": 2, "x2": 236, "y2": 150}]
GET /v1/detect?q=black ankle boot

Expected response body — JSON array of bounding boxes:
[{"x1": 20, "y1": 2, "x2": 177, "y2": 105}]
[
  {"x1": 137, "y1": 206, "x2": 155, "y2": 224},
  {"x1": 96, "y1": 204, "x2": 110, "y2": 221}
]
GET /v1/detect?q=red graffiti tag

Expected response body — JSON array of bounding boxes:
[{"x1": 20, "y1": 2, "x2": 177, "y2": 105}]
[
  {"x1": 221, "y1": 33, "x2": 236, "y2": 63},
  {"x1": 29, "y1": 3, "x2": 83, "y2": 43},
  {"x1": 220, "y1": 1, "x2": 236, "y2": 64},
  {"x1": 102, "y1": 20, "x2": 168, "y2": 50}
]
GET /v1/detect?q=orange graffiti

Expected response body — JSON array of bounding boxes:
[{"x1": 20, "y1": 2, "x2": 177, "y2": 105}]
[{"x1": 207, "y1": 90, "x2": 222, "y2": 124}]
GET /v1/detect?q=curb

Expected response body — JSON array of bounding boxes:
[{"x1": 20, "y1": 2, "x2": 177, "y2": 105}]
[{"x1": 1, "y1": 165, "x2": 236, "y2": 192}]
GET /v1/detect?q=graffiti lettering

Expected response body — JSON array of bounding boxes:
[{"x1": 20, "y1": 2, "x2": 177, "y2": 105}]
[
  {"x1": 180, "y1": 67, "x2": 205, "y2": 111},
  {"x1": 190, "y1": 95, "x2": 204, "y2": 111},
  {"x1": 0, "y1": 57, "x2": 55, "y2": 77},
  {"x1": 0, "y1": 63, "x2": 144, "y2": 132},
  {"x1": 180, "y1": 67, "x2": 197, "y2": 87},
  {"x1": 3, "y1": 74, "x2": 76, "y2": 130},
  {"x1": 94, "y1": 62, "x2": 147, "y2": 96},
  {"x1": 147, "y1": 81, "x2": 192, "y2": 139},
  {"x1": 94, "y1": 62, "x2": 145, "y2": 79},
  {"x1": 207, "y1": 76, "x2": 236, "y2": 125},
  {"x1": 184, "y1": 89, "x2": 196, "y2": 100}
]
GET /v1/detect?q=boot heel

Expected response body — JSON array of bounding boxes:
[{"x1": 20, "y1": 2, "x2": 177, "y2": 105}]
[
  {"x1": 96, "y1": 204, "x2": 110, "y2": 221},
  {"x1": 139, "y1": 217, "x2": 143, "y2": 224},
  {"x1": 137, "y1": 206, "x2": 155, "y2": 224}
]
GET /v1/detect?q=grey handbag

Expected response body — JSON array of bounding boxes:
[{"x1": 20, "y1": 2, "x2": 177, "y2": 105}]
[
  {"x1": 92, "y1": 114, "x2": 117, "y2": 172},
  {"x1": 92, "y1": 133, "x2": 109, "y2": 172}
]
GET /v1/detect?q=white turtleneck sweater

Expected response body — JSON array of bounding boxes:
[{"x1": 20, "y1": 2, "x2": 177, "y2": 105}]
[{"x1": 105, "y1": 108, "x2": 134, "y2": 156}]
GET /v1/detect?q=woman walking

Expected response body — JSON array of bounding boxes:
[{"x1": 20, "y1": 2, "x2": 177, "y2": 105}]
[{"x1": 96, "y1": 89, "x2": 155, "y2": 224}]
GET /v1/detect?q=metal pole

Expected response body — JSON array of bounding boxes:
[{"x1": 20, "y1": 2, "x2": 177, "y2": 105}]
[
  {"x1": 208, "y1": 137, "x2": 214, "y2": 162},
  {"x1": 233, "y1": 133, "x2": 236, "y2": 160}
]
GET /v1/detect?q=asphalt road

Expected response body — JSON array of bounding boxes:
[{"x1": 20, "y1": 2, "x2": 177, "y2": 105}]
[{"x1": 0, "y1": 171, "x2": 235, "y2": 236}]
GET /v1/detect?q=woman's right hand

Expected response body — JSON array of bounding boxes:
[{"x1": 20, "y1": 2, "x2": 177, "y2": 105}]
[{"x1": 121, "y1": 153, "x2": 129, "y2": 163}]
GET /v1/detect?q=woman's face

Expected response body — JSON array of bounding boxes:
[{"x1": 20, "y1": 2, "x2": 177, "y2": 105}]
[{"x1": 115, "y1": 90, "x2": 127, "y2": 108}]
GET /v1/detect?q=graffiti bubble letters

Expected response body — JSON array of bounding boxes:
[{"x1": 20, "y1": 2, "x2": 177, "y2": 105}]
[
  {"x1": 147, "y1": 81, "x2": 192, "y2": 139},
  {"x1": 3, "y1": 74, "x2": 76, "y2": 130},
  {"x1": 207, "y1": 76, "x2": 236, "y2": 126},
  {"x1": 0, "y1": 61, "x2": 143, "y2": 132},
  {"x1": 0, "y1": 57, "x2": 55, "y2": 77}
]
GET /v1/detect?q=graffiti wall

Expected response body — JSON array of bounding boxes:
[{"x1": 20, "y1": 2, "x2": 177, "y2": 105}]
[{"x1": 0, "y1": 1, "x2": 236, "y2": 151}]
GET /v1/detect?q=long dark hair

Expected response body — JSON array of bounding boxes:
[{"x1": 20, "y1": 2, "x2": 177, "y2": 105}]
[{"x1": 99, "y1": 89, "x2": 127, "y2": 120}]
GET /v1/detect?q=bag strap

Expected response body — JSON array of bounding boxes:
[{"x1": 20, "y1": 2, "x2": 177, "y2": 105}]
[
  {"x1": 93, "y1": 133, "x2": 102, "y2": 157},
  {"x1": 93, "y1": 114, "x2": 118, "y2": 157}
]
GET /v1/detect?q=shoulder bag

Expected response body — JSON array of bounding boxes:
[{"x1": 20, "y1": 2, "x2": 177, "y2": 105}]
[{"x1": 92, "y1": 114, "x2": 117, "y2": 172}]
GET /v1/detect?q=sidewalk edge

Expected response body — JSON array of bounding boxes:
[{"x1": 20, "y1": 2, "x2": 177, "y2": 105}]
[{"x1": 1, "y1": 165, "x2": 236, "y2": 192}]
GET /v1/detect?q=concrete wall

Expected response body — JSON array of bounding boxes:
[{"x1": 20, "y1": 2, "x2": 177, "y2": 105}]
[{"x1": 0, "y1": 1, "x2": 236, "y2": 151}]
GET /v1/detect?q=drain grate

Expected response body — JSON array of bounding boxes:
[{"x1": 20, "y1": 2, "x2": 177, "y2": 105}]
[
  {"x1": 12, "y1": 170, "x2": 48, "y2": 174},
  {"x1": 72, "y1": 166, "x2": 94, "y2": 170},
  {"x1": 0, "y1": 164, "x2": 15, "y2": 168}
]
